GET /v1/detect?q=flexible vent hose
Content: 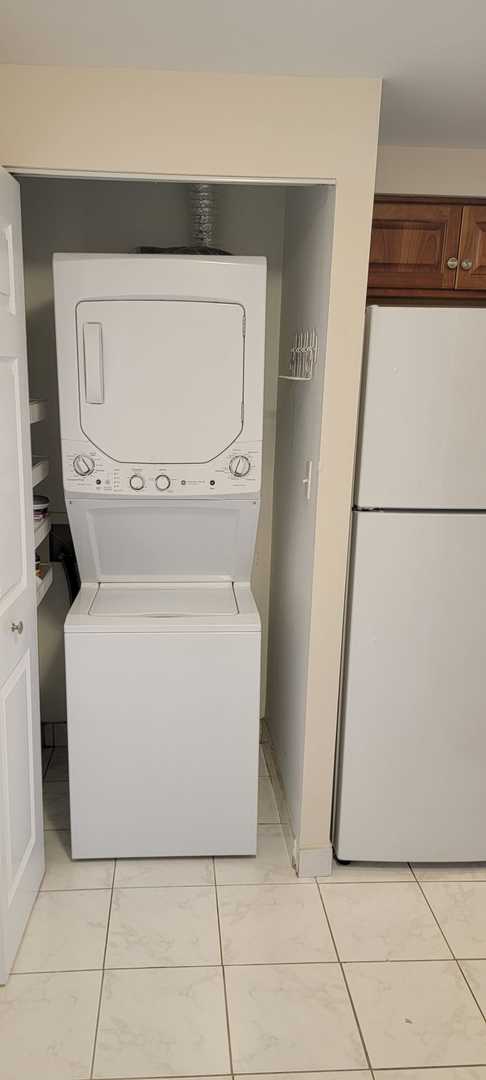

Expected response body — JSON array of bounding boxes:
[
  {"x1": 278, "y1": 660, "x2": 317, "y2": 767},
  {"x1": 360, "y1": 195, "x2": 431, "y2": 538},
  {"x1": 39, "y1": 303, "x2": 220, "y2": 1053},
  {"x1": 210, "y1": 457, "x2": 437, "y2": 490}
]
[{"x1": 190, "y1": 184, "x2": 216, "y2": 248}]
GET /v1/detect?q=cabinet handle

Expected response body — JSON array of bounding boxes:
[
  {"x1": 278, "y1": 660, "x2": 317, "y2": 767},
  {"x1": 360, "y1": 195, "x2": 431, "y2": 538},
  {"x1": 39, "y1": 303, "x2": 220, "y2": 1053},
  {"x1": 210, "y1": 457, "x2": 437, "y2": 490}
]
[
  {"x1": 447, "y1": 257, "x2": 458, "y2": 269},
  {"x1": 10, "y1": 621, "x2": 24, "y2": 634},
  {"x1": 461, "y1": 258, "x2": 473, "y2": 270}
]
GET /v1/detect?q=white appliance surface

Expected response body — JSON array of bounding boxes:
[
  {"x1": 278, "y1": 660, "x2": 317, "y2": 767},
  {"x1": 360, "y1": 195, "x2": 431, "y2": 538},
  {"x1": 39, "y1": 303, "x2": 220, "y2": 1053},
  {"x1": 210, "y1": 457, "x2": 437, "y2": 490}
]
[
  {"x1": 66, "y1": 615, "x2": 260, "y2": 858},
  {"x1": 66, "y1": 582, "x2": 259, "y2": 633},
  {"x1": 54, "y1": 254, "x2": 266, "y2": 496},
  {"x1": 335, "y1": 510, "x2": 486, "y2": 863},
  {"x1": 55, "y1": 254, "x2": 266, "y2": 858},
  {"x1": 357, "y1": 306, "x2": 486, "y2": 509},
  {"x1": 76, "y1": 298, "x2": 244, "y2": 464},
  {"x1": 89, "y1": 581, "x2": 238, "y2": 617}
]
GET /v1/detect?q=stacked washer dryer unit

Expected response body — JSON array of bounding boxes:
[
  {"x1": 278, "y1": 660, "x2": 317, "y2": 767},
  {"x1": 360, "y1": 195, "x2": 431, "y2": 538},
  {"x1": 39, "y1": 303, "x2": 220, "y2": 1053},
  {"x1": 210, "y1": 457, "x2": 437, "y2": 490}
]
[{"x1": 54, "y1": 254, "x2": 266, "y2": 859}]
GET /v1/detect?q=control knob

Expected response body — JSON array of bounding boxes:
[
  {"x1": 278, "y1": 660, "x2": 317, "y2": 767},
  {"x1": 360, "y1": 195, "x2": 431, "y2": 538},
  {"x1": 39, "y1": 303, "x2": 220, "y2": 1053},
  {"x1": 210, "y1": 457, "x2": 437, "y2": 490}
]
[
  {"x1": 155, "y1": 474, "x2": 171, "y2": 491},
  {"x1": 129, "y1": 474, "x2": 145, "y2": 491},
  {"x1": 73, "y1": 454, "x2": 95, "y2": 477},
  {"x1": 229, "y1": 455, "x2": 251, "y2": 478}
]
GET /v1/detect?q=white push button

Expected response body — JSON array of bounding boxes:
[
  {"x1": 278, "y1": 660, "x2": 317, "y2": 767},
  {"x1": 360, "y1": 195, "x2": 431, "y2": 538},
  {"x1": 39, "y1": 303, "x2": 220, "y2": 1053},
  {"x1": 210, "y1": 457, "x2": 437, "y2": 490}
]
[
  {"x1": 129, "y1": 474, "x2": 144, "y2": 490},
  {"x1": 155, "y1": 474, "x2": 171, "y2": 491}
]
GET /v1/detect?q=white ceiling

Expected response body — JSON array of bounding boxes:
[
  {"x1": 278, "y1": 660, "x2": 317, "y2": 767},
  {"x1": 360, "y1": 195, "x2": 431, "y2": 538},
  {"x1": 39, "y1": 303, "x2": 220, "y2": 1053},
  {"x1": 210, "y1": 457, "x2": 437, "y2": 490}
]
[{"x1": 1, "y1": 0, "x2": 486, "y2": 148}]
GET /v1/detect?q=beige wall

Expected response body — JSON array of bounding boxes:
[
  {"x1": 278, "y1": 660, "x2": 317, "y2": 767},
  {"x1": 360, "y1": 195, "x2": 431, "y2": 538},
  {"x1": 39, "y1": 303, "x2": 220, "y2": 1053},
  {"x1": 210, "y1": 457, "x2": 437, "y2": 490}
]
[
  {"x1": 267, "y1": 186, "x2": 334, "y2": 857},
  {"x1": 0, "y1": 65, "x2": 381, "y2": 863},
  {"x1": 376, "y1": 145, "x2": 486, "y2": 197}
]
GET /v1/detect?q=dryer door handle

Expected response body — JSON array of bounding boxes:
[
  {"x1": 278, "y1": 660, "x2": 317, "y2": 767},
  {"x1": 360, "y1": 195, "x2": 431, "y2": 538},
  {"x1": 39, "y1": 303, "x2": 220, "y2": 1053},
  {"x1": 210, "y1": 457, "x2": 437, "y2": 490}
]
[{"x1": 83, "y1": 322, "x2": 104, "y2": 404}]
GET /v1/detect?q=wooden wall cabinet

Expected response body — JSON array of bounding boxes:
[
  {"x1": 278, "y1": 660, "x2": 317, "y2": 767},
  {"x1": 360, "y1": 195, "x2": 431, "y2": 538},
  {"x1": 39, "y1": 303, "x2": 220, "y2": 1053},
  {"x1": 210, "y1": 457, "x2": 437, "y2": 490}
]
[{"x1": 368, "y1": 199, "x2": 486, "y2": 300}]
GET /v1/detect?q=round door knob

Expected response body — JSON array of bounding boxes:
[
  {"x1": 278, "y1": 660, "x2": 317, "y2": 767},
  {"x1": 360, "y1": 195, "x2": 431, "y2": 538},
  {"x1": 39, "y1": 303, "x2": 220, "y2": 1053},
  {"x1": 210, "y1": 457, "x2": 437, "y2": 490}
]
[
  {"x1": 129, "y1": 474, "x2": 145, "y2": 490},
  {"x1": 73, "y1": 454, "x2": 95, "y2": 476},
  {"x1": 11, "y1": 621, "x2": 23, "y2": 634},
  {"x1": 447, "y1": 257, "x2": 458, "y2": 269},
  {"x1": 461, "y1": 258, "x2": 473, "y2": 270},
  {"x1": 229, "y1": 455, "x2": 251, "y2": 478},
  {"x1": 155, "y1": 474, "x2": 171, "y2": 491}
]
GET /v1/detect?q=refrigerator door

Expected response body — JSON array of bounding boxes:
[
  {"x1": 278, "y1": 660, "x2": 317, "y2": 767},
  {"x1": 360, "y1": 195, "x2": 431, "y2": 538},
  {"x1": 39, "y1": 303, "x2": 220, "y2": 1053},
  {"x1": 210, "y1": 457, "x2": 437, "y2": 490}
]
[
  {"x1": 334, "y1": 510, "x2": 486, "y2": 862},
  {"x1": 357, "y1": 306, "x2": 486, "y2": 509}
]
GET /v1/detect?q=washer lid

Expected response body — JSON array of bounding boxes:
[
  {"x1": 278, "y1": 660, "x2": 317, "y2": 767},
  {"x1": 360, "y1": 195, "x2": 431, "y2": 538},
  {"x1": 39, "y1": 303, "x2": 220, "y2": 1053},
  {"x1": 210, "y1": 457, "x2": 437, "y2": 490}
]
[
  {"x1": 67, "y1": 497, "x2": 259, "y2": 583},
  {"x1": 89, "y1": 581, "x2": 238, "y2": 617}
]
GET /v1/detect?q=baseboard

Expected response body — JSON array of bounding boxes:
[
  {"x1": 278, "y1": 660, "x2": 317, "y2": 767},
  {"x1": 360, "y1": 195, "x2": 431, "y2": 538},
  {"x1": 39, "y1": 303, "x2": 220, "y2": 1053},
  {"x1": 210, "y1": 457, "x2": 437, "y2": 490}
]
[
  {"x1": 297, "y1": 844, "x2": 333, "y2": 878},
  {"x1": 261, "y1": 725, "x2": 334, "y2": 879}
]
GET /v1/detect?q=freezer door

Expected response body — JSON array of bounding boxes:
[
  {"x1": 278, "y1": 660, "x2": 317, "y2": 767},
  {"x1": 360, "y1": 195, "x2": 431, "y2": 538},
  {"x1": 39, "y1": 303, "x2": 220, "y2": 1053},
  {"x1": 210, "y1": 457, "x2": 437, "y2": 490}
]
[
  {"x1": 357, "y1": 306, "x2": 486, "y2": 509},
  {"x1": 334, "y1": 510, "x2": 486, "y2": 862}
]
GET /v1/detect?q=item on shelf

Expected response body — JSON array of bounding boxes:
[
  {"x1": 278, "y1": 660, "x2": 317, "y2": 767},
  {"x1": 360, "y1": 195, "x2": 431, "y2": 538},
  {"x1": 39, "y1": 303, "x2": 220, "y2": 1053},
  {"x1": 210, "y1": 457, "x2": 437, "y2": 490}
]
[{"x1": 34, "y1": 494, "x2": 49, "y2": 522}]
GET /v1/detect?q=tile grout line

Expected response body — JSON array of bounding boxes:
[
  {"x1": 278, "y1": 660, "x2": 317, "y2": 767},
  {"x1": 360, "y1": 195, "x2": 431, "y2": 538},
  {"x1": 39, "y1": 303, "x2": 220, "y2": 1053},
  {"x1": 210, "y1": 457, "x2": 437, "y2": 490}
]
[
  {"x1": 214, "y1": 857, "x2": 236, "y2": 1079},
  {"x1": 15, "y1": 955, "x2": 486, "y2": 978},
  {"x1": 88, "y1": 856, "x2": 116, "y2": 1080},
  {"x1": 77, "y1": 1067, "x2": 486, "y2": 1079},
  {"x1": 77, "y1": 1069, "x2": 486, "y2": 1080},
  {"x1": 410, "y1": 863, "x2": 486, "y2": 1028},
  {"x1": 316, "y1": 882, "x2": 374, "y2": 1073}
]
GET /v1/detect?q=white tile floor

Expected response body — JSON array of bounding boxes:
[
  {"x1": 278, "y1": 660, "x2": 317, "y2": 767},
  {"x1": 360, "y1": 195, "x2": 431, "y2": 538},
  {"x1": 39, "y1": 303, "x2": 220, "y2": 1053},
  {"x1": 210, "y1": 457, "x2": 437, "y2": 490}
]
[{"x1": 2, "y1": 741, "x2": 486, "y2": 1079}]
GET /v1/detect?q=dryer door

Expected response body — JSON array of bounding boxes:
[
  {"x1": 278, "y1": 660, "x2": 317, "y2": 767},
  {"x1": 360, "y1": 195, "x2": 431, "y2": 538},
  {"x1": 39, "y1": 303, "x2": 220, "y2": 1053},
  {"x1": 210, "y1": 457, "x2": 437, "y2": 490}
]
[{"x1": 76, "y1": 299, "x2": 245, "y2": 464}]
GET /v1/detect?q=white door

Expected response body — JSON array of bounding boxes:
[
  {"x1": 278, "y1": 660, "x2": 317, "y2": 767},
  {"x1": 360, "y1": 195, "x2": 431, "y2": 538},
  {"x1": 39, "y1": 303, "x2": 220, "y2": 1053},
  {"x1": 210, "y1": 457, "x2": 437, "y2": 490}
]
[
  {"x1": 76, "y1": 299, "x2": 245, "y2": 463},
  {"x1": 335, "y1": 509, "x2": 486, "y2": 862},
  {"x1": 0, "y1": 167, "x2": 44, "y2": 983},
  {"x1": 357, "y1": 306, "x2": 486, "y2": 509}
]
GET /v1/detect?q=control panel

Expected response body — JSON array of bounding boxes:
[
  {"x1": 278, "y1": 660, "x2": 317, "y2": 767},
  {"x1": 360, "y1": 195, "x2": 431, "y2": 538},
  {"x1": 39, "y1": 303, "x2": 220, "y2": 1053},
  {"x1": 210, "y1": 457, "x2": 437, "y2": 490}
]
[{"x1": 62, "y1": 440, "x2": 261, "y2": 496}]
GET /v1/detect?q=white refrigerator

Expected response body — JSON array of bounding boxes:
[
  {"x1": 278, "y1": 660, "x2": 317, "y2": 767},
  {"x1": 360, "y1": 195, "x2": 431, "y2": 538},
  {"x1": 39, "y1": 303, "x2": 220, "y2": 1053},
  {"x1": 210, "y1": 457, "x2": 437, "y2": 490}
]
[{"x1": 334, "y1": 305, "x2": 486, "y2": 863}]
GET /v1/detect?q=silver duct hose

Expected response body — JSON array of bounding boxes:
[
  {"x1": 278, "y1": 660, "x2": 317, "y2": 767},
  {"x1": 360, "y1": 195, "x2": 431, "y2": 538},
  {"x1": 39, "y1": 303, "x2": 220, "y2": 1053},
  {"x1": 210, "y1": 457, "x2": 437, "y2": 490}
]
[{"x1": 190, "y1": 183, "x2": 216, "y2": 249}]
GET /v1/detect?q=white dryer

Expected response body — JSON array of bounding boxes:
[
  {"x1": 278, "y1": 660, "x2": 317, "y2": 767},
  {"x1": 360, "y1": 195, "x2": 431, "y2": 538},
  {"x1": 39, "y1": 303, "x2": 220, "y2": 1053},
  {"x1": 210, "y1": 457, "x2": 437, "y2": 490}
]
[{"x1": 53, "y1": 254, "x2": 266, "y2": 858}]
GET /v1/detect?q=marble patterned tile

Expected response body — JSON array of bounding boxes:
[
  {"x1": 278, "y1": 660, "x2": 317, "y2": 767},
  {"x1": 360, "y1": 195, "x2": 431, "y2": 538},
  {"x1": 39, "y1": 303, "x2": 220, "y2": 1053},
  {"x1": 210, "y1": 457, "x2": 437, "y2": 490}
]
[
  {"x1": 225, "y1": 963, "x2": 366, "y2": 1073},
  {"x1": 93, "y1": 966, "x2": 230, "y2": 1078},
  {"x1": 413, "y1": 863, "x2": 486, "y2": 881},
  {"x1": 43, "y1": 781, "x2": 70, "y2": 830},
  {"x1": 13, "y1": 888, "x2": 111, "y2": 973},
  {"x1": 114, "y1": 855, "x2": 214, "y2": 888},
  {"x1": 422, "y1": 882, "x2": 486, "y2": 958},
  {"x1": 461, "y1": 960, "x2": 486, "y2": 1015},
  {"x1": 320, "y1": 882, "x2": 451, "y2": 961},
  {"x1": 41, "y1": 829, "x2": 114, "y2": 891},
  {"x1": 219, "y1": 882, "x2": 336, "y2": 963},
  {"x1": 344, "y1": 960, "x2": 486, "y2": 1067},
  {"x1": 105, "y1": 885, "x2": 220, "y2": 968},
  {"x1": 215, "y1": 825, "x2": 302, "y2": 885},
  {"x1": 0, "y1": 970, "x2": 101, "y2": 1080},
  {"x1": 238, "y1": 1074, "x2": 370, "y2": 1080},
  {"x1": 258, "y1": 776, "x2": 280, "y2": 823},
  {"x1": 44, "y1": 747, "x2": 69, "y2": 783},
  {"x1": 318, "y1": 859, "x2": 414, "y2": 883}
]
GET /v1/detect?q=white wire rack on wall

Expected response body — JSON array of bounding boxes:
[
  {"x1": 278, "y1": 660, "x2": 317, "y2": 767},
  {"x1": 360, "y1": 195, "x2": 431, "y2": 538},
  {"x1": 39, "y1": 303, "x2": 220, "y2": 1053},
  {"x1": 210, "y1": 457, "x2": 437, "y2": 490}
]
[{"x1": 279, "y1": 328, "x2": 319, "y2": 382}]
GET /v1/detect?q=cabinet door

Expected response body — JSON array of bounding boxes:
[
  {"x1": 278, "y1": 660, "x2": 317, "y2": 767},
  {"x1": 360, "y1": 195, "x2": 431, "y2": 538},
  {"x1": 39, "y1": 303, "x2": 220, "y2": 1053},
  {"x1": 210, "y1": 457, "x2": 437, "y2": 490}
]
[
  {"x1": 368, "y1": 202, "x2": 462, "y2": 291},
  {"x1": 456, "y1": 205, "x2": 486, "y2": 290},
  {"x1": 0, "y1": 167, "x2": 44, "y2": 983}
]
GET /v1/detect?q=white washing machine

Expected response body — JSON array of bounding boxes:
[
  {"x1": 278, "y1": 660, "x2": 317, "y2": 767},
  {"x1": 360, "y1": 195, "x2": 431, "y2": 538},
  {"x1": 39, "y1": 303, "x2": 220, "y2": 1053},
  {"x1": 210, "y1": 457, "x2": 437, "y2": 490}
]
[{"x1": 54, "y1": 253, "x2": 266, "y2": 858}]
